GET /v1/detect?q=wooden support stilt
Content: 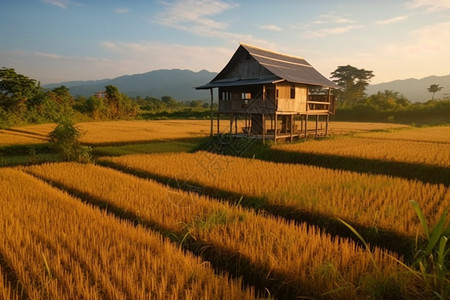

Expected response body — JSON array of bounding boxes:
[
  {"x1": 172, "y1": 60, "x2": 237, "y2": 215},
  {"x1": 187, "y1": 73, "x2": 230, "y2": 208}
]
[
  {"x1": 235, "y1": 115, "x2": 238, "y2": 134},
  {"x1": 262, "y1": 114, "x2": 266, "y2": 144},
  {"x1": 315, "y1": 115, "x2": 319, "y2": 138},
  {"x1": 274, "y1": 113, "x2": 277, "y2": 143},
  {"x1": 217, "y1": 113, "x2": 220, "y2": 135},
  {"x1": 305, "y1": 115, "x2": 308, "y2": 139},
  {"x1": 325, "y1": 114, "x2": 330, "y2": 137},
  {"x1": 290, "y1": 114, "x2": 294, "y2": 142},
  {"x1": 230, "y1": 114, "x2": 233, "y2": 134},
  {"x1": 210, "y1": 88, "x2": 214, "y2": 137}
]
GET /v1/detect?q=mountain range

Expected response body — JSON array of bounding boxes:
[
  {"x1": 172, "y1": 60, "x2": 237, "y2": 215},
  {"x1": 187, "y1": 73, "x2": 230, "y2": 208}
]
[
  {"x1": 44, "y1": 69, "x2": 449, "y2": 103},
  {"x1": 44, "y1": 69, "x2": 218, "y2": 101},
  {"x1": 366, "y1": 75, "x2": 449, "y2": 102}
]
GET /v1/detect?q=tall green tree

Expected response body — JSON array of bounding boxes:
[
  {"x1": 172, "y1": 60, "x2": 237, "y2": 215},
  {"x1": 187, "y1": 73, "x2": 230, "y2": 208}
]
[
  {"x1": 331, "y1": 65, "x2": 374, "y2": 107},
  {"x1": 0, "y1": 67, "x2": 40, "y2": 113},
  {"x1": 104, "y1": 85, "x2": 137, "y2": 119},
  {"x1": 427, "y1": 84, "x2": 443, "y2": 100}
]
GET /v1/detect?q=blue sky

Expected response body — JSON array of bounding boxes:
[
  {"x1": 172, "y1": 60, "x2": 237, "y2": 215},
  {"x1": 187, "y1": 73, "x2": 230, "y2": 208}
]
[{"x1": 1, "y1": 0, "x2": 449, "y2": 84}]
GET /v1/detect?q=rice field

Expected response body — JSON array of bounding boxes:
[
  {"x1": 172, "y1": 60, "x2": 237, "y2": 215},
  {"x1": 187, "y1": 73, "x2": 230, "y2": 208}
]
[
  {"x1": 2, "y1": 121, "x2": 448, "y2": 299},
  {"x1": 101, "y1": 151, "x2": 449, "y2": 239},
  {"x1": 22, "y1": 162, "x2": 408, "y2": 299},
  {"x1": 355, "y1": 125, "x2": 450, "y2": 143},
  {"x1": 0, "y1": 268, "x2": 19, "y2": 300},
  {"x1": 6, "y1": 120, "x2": 409, "y2": 146},
  {"x1": 0, "y1": 168, "x2": 255, "y2": 299},
  {"x1": 0, "y1": 129, "x2": 48, "y2": 146},
  {"x1": 273, "y1": 136, "x2": 450, "y2": 168}
]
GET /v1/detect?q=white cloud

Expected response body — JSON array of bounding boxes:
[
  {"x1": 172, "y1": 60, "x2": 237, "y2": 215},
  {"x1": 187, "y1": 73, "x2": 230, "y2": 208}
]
[
  {"x1": 328, "y1": 21, "x2": 450, "y2": 83},
  {"x1": 303, "y1": 25, "x2": 363, "y2": 38},
  {"x1": 405, "y1": 0, "x2": 450, "y2": 12},
  {"x1": 40, "y1": 0, "x2": 71, "y2": 9},
  {"x1": 114, "y1": 7, "x2": 129, "y2": 14},
  {"x1": 384, "y1": 21, "x2": 450, "y2": 56},
  {"x1": 154, "y1": 0, "x2": 270, "y2": 46},
  {"x1": 302, "y1": 14, "x2": 362, "y2": 38},
  {"x1": 156, "y1": 0, "x2": 237, "y2": 31},
  {"x1": 312, "y1": 14, "x2": 356, "y2": 25},
  {"x1": 376, "y1": 15, "x2": 409, "y2": 25},
  {"x1": 260, "y1": 25, "x2": 282, "y2": 32}
]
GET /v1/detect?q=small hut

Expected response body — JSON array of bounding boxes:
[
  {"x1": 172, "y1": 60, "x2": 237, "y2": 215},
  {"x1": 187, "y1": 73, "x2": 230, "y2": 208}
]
[{"x1": 196, "y1": 43, "x2": 338, "y2": 142}]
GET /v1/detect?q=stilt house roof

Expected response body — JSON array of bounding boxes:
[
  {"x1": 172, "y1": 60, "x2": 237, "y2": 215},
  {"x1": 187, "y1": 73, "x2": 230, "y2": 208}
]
[{"x1": 196, "y1": 43, "x2": 337, "y2": 89}]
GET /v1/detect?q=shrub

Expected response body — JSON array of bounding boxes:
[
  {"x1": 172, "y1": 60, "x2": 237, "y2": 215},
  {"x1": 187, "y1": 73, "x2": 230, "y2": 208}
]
[{"x1": 48, "y1": 118, "x2": 92, "y2": 163}]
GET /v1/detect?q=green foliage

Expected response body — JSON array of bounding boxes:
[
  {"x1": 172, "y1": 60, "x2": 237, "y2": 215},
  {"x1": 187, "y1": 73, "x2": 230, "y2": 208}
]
[
  {"x1": 428, "y1": 84, "x2": 444, "y2": 100},
  {"x1": 335, "y1": 99, "x2": 450, "y2": 124},
  {"x1": 0, "y1": 67, "x2": 41, "y2": 114},
  {"x1": 331, "y1": 65, "x2": 375, "y2": 107},
  {"x1": 410, "y1": 200, "x2": 449, "y2": 299},
  {"x1": 339, "y1": 202, "x2": 450, "y2": 299},
  {"x1": 48, "y1": 118, "x2": 92, "y2": 163},
  {"x1": 104, "y1": 85, "x2": 138, "y2": 119}
]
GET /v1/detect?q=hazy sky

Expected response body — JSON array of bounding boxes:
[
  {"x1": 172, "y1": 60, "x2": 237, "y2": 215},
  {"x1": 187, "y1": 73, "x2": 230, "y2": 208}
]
[{"x1": 1, "y1": 0, "x2": 449, "y2": 85}]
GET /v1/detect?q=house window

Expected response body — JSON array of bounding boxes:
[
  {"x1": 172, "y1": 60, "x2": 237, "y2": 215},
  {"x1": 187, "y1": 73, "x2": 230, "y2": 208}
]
[
  {"x1": 276, "y1": 89, "x2": 279, "y2": 98},
  {"x1": 241, "y1": 92, "x2": 252, "y2": 100},
  {"x1": 290, "y1": 86, "x2": 296, "y2": 99},
  {"x1": 221, "y1": 91, "x2": 231, "y2": 100}
]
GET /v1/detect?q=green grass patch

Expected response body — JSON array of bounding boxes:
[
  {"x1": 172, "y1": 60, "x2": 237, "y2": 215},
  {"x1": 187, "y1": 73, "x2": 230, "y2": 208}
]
[{"x1": 0, "y1": 153, "x2": 60, "y2": 166}]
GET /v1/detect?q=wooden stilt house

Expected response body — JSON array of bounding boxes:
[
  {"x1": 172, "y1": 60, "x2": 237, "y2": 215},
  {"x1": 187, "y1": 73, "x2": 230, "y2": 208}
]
[{"x1": 196, "y1": 43, "x2": 338, "y2": 142}]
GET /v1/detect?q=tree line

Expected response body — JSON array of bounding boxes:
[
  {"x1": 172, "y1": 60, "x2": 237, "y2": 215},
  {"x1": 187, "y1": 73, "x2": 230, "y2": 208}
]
[
  {"x1": 1, "y1": 66, "x2": 449, "y2": 128},
  {"x1": 330, "y1": 65, "x2": 450, "y2": 123},
  {"x1": 0, "y1": 68, "x2": 211, "y2": 128}
]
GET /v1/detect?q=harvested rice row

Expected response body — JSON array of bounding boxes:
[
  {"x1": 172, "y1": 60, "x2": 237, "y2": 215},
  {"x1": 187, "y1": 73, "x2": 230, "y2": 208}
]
[
  {"x1": 355, "y1": 126, "x2": 450, "y2": 144},
  {"x1": 24, "y1": 162, "x2": 408, "y2": 299},
  {"x1": 101, "y1": 152, "x2": 449, "y2": 238},
  {"x1": 274, "y1": 136, "x2": 450, "y2": 168},
  {"x1": 0, "y1": 168, "x2": 254, "y2": 299}
]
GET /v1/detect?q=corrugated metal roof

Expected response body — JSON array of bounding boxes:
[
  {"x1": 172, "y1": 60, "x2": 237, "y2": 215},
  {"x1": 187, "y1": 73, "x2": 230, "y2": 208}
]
[
  {"x1": 241, "y1": 43, "x2": 337, "y2": 88},
  {"x1": 196, "y1": 43, "x2": 337, "y2": 89},
  {"x1": 196, "y1": 76, "x2": 280, "y2": 89}
]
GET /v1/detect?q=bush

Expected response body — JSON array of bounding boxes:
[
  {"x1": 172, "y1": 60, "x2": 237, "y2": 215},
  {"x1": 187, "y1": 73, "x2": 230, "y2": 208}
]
[{"x1": 48, "y1": 118, "x2": 92, "y2": 163}]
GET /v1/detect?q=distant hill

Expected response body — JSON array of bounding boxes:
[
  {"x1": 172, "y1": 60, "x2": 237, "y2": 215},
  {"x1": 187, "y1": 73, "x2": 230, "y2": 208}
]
[
  {"x1": 366, "y1": 75, "x2": 450, "y2": 102},
  {"x1": 44, "y1": 69, "x2": 218, "y2": 101},
  {"x1": 45, "y1": 70, "x2": 449, "y2": 103}
]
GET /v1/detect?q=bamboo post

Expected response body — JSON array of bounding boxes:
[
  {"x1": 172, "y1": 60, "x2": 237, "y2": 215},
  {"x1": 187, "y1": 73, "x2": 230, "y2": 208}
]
[
  {"x1": 262, "y1": 114, "x2": 266, "y2": 144},
  {"x1": 210, "y1": 88, "x2": 214, "y2": 137},
  {"x1": 290, "y1": 114, "x2": 294, "y2": 142},
  {"x1": 230, "y1": 113, "x2": 233, "y2": 134},
  {"x1": 315, "y1": 115, "x2": 319, "y2": 138},
  {"x1": 305, "y1": 115, "x2": 308, "y2": 139},
  {"x1": 274, "y1": 113, "x2": 277, "y2": 143},
  {"x1": 217, "y1": 113, "x2": 220, "y2": 134}
]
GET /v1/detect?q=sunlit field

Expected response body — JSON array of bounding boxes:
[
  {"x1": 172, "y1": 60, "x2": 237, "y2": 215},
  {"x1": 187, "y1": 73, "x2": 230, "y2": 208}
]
[
  {"x1": 0, "y1": 129, "x2": 48, "y2": 146},
  {"x1": 1, "y1": 120, "x2": 448, "y2": 299},
  {"x1": 101, "y1": 151, "x2": 449, "y2": 239},
  {"x1": 5, "y1": 120, "x2": 409, "y2": 146},
  {"x1": 0, "y1": 168, "x2": 255, "y2": 299},
  {"x1": 355, "y1": 125, "x2": 450, "y2": 143},
  {"x1": 23, "y1": 162, "x2": 408, "y2": 298},
  {"x1": 274, "y1": 135, "x2": 450, "y2": 168}
]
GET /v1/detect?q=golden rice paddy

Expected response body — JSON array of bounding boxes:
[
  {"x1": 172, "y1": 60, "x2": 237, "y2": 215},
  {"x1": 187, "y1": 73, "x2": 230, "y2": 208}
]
[
  {"x1": 102, "y1": 151, "x2": 449, "y2": 238},
  {"x1": 0, "y1": 168, "x2": 255, "y2": 299}
]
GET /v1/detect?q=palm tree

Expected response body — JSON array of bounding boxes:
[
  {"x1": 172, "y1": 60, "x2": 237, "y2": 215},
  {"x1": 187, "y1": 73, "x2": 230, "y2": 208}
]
[{"x1": 427, "y1": 84, "x2": 443, "y2": 100}]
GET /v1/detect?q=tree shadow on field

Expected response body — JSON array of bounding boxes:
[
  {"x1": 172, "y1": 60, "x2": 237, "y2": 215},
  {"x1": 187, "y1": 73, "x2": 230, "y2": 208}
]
[{"x1": 267, "y1": 149, "x2": 450, "y2": 186}]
